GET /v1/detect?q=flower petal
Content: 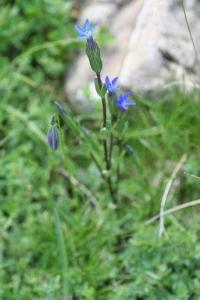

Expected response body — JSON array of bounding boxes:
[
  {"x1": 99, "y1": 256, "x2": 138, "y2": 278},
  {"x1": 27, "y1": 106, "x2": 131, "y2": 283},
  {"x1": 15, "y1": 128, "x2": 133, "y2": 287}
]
[
  {"x1": 75, "y1": 24, "x2": 84, "y2": 35},
  {"x1": 122, "y1": 92, "x2": 132, "y2": 100},
  {"x1": 105, "y1": 76, "x2": 111, "y2": 88},
  {"x1": 112, "y1": 77, "x2": 119, "y2": 86},
  {"x1": 126, "y1": 101, "x2": 136, "y2": 106},
  {"x1": 84, "y1": 19, "x2": 91, "y2": 31}
]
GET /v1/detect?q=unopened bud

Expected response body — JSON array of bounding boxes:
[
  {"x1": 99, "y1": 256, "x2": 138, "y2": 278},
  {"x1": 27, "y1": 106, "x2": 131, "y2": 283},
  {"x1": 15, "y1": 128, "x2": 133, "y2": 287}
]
[
  {"x1": 86, "y1": 37, "x2": 102, "y2": 73},
  {"x1": 47, "y1": 126, "x2": 60, "y2": 150}
]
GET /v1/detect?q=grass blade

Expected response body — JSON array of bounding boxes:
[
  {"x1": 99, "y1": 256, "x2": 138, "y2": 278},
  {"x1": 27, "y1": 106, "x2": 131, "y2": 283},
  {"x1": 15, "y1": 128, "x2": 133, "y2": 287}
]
[{"x1": 54, "y1": 208, "x2": 69, "y2": 300}]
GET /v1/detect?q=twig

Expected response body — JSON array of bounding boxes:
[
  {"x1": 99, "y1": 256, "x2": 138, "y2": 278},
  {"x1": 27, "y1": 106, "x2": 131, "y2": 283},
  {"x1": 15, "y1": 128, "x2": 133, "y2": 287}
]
[
  {"x1": 146, "y1": 198, "x2": 200, "y2": 225},
  {"x1": 184, "y1": 172, "x2": 200, "y2": 180},
  {"x1": 158, "y1": 154, "x2": 187, "y2": 237},
  {"x1": 59, "y1": 168, "x2": 100, "y2": 210},
  {"x1": 181, "y1": 0, "x2": 200, "y2": 70}
]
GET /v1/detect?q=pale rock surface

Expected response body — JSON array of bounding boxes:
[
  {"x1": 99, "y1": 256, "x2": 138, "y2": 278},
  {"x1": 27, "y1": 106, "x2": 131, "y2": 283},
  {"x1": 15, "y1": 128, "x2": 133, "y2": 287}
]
[{"x1": 65, "y1": 0, "x2": 200, "y2": 111}]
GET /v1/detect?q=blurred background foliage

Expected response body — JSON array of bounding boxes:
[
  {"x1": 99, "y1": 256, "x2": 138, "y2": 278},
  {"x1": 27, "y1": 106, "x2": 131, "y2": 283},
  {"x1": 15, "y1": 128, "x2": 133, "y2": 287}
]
[{"x1": 0, "y1": 0, "x2": 200, "y2": 299}]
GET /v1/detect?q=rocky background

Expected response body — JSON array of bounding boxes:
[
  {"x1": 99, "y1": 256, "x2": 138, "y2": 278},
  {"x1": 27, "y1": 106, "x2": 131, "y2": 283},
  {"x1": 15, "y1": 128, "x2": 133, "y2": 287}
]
[{"x1": 65, "y1": 0, "x2": 200, "y2": 110}]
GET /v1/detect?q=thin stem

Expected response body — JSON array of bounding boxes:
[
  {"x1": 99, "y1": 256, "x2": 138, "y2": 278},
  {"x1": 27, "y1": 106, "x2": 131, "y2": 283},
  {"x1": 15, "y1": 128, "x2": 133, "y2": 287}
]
[
  {"x1": 146, "y1": 198, "x2": 200, "y2": 225},
  {"x1": 96, "y1": 73, "x2": 107, "y2": 128},
  {"x1": 96, "y1": 72, "x2": 117, "y2": 202},
  {"x1": 181, "y1": 0, "x2": 200, "y2": 70},
  {"x1": 109, "y1": 134, "x2": 113, "y2": 169},
  {"x1": 108, "y1": 96, "x2": 116, "y2": 171},
  {"x1": 159, "y1": 154, "x2": 187, "y2": 237},
  {"x1": 96, "y1": 73, "x2": 109, "y2": 169},
  {"x1": 108, "y1": 177, "x2": 116, "y2": 201},
  {"x1": 103, "y1": 141, "x2": 110, "y2": 170}
]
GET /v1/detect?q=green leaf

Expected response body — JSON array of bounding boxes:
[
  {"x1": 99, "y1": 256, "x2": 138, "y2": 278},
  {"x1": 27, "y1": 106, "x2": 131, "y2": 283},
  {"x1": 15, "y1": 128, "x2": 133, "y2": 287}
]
[{"x1": 94, "y1": 78, "x2": 107, "y2": 98}]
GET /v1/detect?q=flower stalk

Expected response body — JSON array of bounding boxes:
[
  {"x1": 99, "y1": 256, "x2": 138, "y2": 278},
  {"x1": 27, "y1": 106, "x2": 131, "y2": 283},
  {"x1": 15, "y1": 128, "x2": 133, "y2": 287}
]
[{"x1": 96, "y1": 72, "x2": 116, "y2": 201}]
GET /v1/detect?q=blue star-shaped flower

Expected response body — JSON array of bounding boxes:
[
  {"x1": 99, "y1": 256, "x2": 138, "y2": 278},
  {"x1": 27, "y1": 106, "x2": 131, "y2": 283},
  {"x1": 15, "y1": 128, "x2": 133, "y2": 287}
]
[
  {"x1": 116, "y1": 92, "x2": 136, "y2": 111},
  {"x1": 75, "y1": 19, "x2": 97, "y2": 40},
  {"x1": 105, "y1": 76, "x2": 120, "y2": 94}
]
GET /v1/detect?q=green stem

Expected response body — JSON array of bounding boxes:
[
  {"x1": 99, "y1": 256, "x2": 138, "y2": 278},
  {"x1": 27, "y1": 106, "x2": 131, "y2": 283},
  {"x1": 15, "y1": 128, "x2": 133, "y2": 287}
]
[
  {"x1": 96, "y1": 73, "x2": 116, "y2": 202},
  {"x1": 96, "y1": 73, "x2": 107, "y2": 128},
  {"x1": 108, "y1": 133, "x2": 113, "y2": 169}
]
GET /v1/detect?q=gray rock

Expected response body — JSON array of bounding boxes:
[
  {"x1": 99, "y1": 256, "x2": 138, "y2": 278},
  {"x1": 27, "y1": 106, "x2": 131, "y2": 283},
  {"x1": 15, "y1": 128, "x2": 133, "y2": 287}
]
[
  {"x1": 81, "y1": 2, "x2": 117, "y2": 23},
  {"x1": 120, "y1": 0, "x2": 200, "y2": 91},
  {"x1": 65, "y1": 0, "x2": 200, "y2": 111}
]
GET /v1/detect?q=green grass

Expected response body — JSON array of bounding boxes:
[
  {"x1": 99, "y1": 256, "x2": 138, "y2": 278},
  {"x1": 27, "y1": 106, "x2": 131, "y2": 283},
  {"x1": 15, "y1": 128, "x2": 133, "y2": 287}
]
[{"x1": 1, "y1": 1, "x2": 200, "y2": 299}]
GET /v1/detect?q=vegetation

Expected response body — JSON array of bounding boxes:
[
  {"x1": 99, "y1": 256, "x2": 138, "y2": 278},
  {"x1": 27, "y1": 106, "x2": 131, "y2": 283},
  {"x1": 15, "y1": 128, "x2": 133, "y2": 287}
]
[{"x1": 0, "y1": 1, "x2": 200, "y2": 299}]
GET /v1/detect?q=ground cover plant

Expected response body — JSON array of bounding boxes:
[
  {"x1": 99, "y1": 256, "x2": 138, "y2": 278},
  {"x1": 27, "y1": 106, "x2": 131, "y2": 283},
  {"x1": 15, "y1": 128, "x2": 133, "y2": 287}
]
[{"x1": 0, "y1": 1, "x2": 200, "y2": 299}]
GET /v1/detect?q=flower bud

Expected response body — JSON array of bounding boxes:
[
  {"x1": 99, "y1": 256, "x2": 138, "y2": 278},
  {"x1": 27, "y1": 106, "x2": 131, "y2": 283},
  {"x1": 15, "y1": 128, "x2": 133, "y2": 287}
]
[
  {"x1": 86, "y1": 37, "x2": 102, "y2": 73},
  {"x1": 47, "y1": 126, "x2": 60, "y2": 150}
]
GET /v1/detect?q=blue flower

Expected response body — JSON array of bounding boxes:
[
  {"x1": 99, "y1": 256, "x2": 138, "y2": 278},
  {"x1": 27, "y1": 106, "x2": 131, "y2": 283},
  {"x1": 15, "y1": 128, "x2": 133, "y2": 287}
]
[
  {"x1": 75, "y1": 19, "x2": 97, "y2": 40},
  {"x1": 47, "y1": 126, "x2": 60, "y2": 150},
  {"x1": 116, "y1": 92, "x2": 136, "y2": 111},
  {"x1": 105, "y1": 76, "x2": 120, "y2": 94}
]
